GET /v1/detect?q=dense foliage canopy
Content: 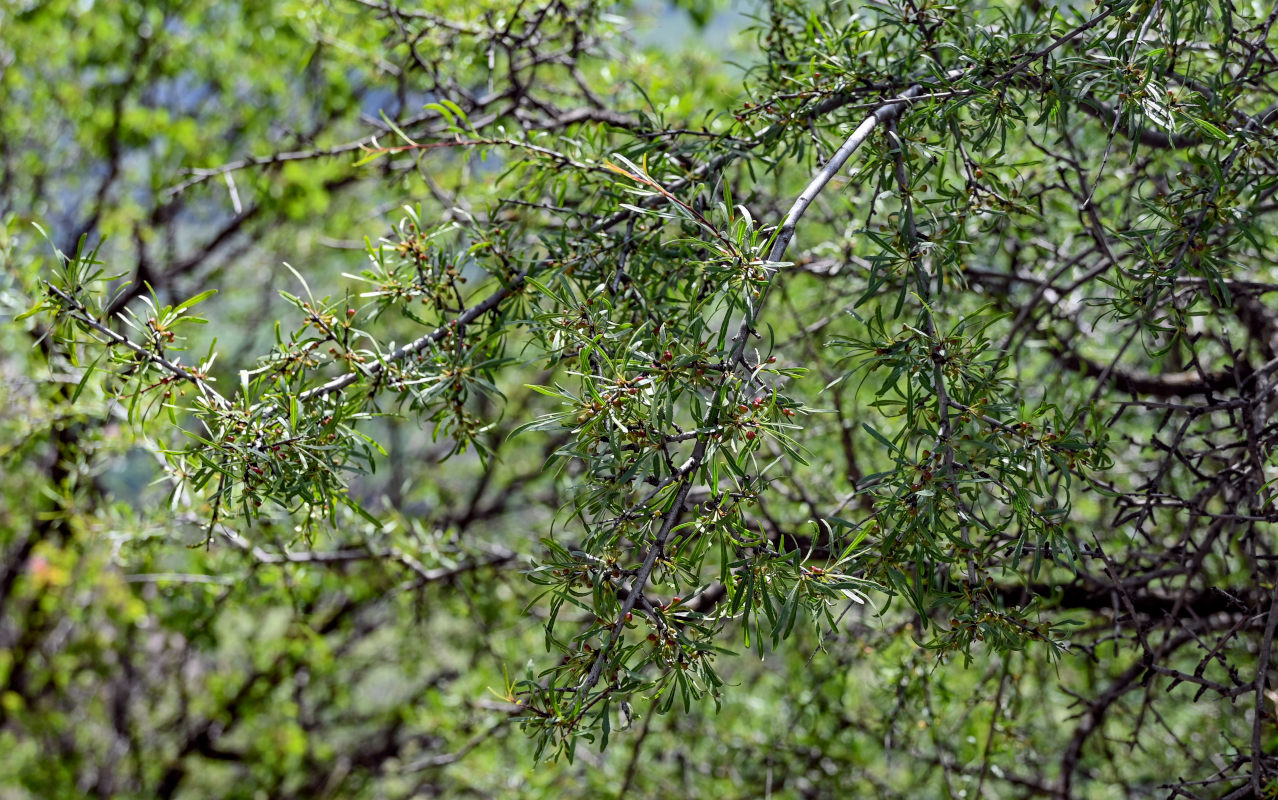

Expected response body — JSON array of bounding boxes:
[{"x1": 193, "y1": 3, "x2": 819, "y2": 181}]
[{"x1": 3, "y1": 0, "x2": 1277, "y2": 797}]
